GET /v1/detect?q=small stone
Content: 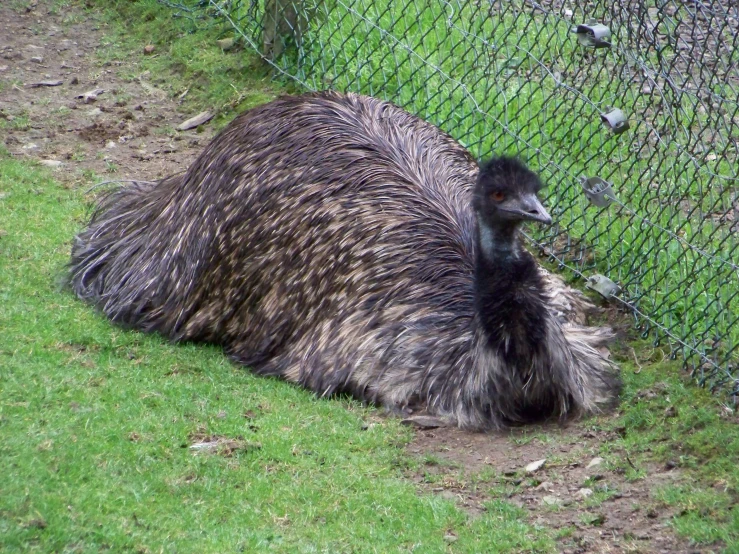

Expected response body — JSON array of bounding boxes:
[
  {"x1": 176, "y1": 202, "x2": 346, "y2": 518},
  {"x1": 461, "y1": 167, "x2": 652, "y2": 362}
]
[
  {"x1": 400, "y1": 415, "x2": 445, "y2": 429},
  {"x1": 30, "y1": 56, "x2": 43, "y2": 63},
  {"x1": 541, "y1": 495, "x2": 560, "y2": 506},
  {"x1": 664, "y1": 406, "x2": 678, "y2": 418},
  {"x1": 143, "y1": 44, "x2": 155, "y2": 55},
  {"x1": 534, "y1": 481, "x2": 553, "y2": 491},
  {"x1": 443, "y1": 531, "x2": 458, "y2": 543},
  {"x1": 216, "y1": 37, "x2": 235, "y2": 50},
  {"x1": 563, "y1": 8, "x2": 573, "y2": 18},
  {"x1": 87, "y1": 108, "x2": 102, "y2": 117},
  {"x1": 79, "y1": 88, "x2": 105, "y2": 103},
  {"x1": 0, "y1": 65, "x2": 8, "y2": 72},
  {"x1": 216, "y1": 410, "x2": 227, "y2": 419},
  {"x1": 587, "y1": 457, "x2": 604, "y2": 469},
  {"x1": 524, "y1": 459, "x2": 546, "y2": 473},
  {"x1": 26, "y1": 79, "x2": 63, "y2": 87},
  {"x1": 177, "y1": 111, "x2": 214, "y2": 131},
  {"x1": 105, "y1": 141, "x2": 117, "y2": 149},
  {"x1": 664, "y1": 460, "x2": 678, "y2": 470},
  {"x1": 70, "y1": 76, "x2": 79, "y2": 85},
  {"x1": 22, "y1": 143, "x2": 39, "y2": 150},
  {"x1": 577, "y1": 487, "x2": 594, "y2": 498},
  {"x1": 39, "y1": 159, "x2": 63, "y2": 168}
]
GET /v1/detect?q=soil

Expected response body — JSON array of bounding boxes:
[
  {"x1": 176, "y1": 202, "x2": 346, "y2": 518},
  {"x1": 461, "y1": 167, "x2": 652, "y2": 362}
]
[
  {"x1": 406, "y1": 423, "x2": 703, "y2": 554},
  {"x1": 0, "y1": 3, "x2": 715, "y2": 553},
  {"x1": 0, "y1": 2, "x2": 213, "y2": 188}
]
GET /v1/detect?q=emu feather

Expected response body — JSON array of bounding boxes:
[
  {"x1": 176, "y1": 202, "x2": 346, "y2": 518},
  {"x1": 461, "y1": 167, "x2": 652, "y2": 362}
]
[{"x1": 69, "y1": 91, "x2": 620, "y2": 430}]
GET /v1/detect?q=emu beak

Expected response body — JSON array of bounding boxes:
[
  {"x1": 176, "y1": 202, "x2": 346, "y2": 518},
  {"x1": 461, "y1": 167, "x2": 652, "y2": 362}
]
[{"x1": 517, "y1": 194, "x2": 552, "y2": 225}]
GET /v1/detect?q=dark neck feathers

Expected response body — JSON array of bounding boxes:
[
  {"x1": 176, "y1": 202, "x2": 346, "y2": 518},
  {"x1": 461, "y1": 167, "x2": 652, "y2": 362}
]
[{"x1": 474, "y1": 219, "x2": 549, "y2": 363}]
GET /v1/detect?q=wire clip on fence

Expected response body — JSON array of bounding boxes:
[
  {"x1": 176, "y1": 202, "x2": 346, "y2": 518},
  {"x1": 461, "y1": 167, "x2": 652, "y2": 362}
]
[
  {"x1": 580, "y1": 176, "x2": 616, "y2": 207},
  {"x1": 586, "y1": 274, "x2": 621, "y2": 299},
  {"x1": 600, "y1": 108, "x2": 629, "y2": 134},
  {"x1": 573, "y1": 19, "x2": 611, "y2": 49}
]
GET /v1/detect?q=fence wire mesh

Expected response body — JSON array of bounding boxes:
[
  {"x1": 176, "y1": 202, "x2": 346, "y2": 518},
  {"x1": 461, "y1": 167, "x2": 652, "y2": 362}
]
[{"x1": 165, "y1": 0, "x2": 739, "y2": 396}]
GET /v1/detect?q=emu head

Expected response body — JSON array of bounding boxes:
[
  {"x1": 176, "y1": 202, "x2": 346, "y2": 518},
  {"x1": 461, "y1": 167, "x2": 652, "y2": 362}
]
[{"x1": 473, "y1": 157, "x2": 552, "y2": 230}]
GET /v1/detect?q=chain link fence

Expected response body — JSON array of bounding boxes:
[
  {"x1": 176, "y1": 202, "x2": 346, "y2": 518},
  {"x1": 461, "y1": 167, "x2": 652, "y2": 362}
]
[{"x1": 165, "y1": 0, "x2": 739, "y2": 396}]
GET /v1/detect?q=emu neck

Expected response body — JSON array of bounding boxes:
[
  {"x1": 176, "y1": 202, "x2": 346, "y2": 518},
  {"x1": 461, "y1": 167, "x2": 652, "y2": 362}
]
[
  {"x1": 474, "y1": 218, "x2": 548, "y2": 363},
  {"x1": 476, "y1": 216, "x2": 522, "y2": 263}
]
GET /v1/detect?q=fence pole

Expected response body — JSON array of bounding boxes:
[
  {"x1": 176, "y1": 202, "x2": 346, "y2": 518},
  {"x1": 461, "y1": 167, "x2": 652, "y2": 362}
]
[{"x1": 263, "y1": 0, "x2": 309, "y2": 60}]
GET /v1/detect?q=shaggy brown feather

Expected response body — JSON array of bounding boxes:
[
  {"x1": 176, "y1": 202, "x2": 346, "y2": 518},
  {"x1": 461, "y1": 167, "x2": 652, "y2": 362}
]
[{"x1": 69, "y1": 91, "x2": 620, "y2": 430}]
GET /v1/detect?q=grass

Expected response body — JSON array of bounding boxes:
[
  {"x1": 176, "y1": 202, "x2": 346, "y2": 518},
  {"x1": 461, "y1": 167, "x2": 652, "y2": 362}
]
[
  {"x1": 0, "y1": 110, "x2": 31, "y2": 132},
  {"x1": 601, "y1": 347, "x2": 739, "y2": 548},
  {"x1": 599, "y1": 350, "x2": 739, "y2": 550},
  {"x1": 2, "y1": 0, "x2": 738, "y2": 552}
]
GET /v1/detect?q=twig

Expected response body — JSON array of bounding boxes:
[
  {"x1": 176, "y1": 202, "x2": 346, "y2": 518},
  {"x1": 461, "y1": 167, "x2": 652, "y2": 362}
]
[
  {"x1": 84, "y1": 179, "x2": 156, "y2": 194},
  {"x1": 630, "y1": 347, "x2": 643, "y2": 374},
  {"x1": 625, "y1": 454, "x2": 637, "y2": 471}
]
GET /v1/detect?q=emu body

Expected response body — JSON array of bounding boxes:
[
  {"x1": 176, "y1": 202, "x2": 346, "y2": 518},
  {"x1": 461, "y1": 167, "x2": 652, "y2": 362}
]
[{"x1": 69, "y1": 91, "x2": 620, "y2": 430}]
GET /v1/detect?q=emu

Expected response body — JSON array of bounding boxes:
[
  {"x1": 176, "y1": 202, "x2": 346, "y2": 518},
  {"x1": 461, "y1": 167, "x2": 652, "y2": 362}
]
[{"x1": 69, "y1": 91, "x2": 620, "y2": 430}]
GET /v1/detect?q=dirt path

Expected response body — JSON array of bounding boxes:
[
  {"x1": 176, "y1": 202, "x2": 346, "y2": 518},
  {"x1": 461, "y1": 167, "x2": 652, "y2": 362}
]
[
  {"x1": 0, "y1": 3, "x2": 706, "y2": 553},
  {"x1": 0, "y1": 2, "x2": 213, "y2": 186},
  {"x1": 405, "y1": 422, "x2": 698, "y2": 554}
]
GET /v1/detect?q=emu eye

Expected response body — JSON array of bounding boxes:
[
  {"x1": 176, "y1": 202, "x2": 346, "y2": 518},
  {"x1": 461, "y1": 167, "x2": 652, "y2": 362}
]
[{"x1": 490, "y1": 191, "x2": 505, "y2": 202}]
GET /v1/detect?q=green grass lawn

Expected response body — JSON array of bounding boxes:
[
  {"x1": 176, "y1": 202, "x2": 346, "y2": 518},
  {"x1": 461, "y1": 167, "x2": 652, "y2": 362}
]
[{"x1": 2, "y1": 1, "x2": 739, "y2": 552}]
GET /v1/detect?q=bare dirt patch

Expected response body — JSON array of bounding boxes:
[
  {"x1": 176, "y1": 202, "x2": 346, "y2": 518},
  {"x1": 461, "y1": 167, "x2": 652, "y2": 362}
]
[
  {"x1": 0, "y1": 1, "x2": 213, "y2": 186},
  {"x1": 406, "y1": 423, "x2": 706, "y2": 553}
]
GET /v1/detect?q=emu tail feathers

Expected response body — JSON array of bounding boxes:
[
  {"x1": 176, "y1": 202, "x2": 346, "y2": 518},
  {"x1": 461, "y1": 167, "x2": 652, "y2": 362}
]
[
  {"x1": 540, "y1": 267, "x2": 599, "y2": 325},
  {"x1": 541, "y1": 268, "x2": 621, "y2": 416},
  {"x1": 68, "y1": 176, "x2": 187, "y2": 334},
  {"x1": 559, "y1": 322, "x2": 622, "y2": 416}
]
